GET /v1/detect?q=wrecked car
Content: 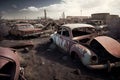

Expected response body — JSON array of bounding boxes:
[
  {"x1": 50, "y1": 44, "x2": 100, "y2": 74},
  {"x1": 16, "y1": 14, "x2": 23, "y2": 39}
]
[
  {"x1": 0, "y1": 47, "x2": 20, "y2": 80},
  {"x1": 50, "y1": 23, "x2": 120, "y2": 70},
  {"x1": 33, "y1": 23, "x2": 54, "y2": 37},
  {"x1": 9, "y1": 23, "x2": 41, "y2": 38}
]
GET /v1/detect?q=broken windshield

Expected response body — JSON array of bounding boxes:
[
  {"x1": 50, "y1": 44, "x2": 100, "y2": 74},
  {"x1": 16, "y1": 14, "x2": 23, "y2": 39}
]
[{"x1": 72, "y1": 27, "x2": 96, "y2": 37}]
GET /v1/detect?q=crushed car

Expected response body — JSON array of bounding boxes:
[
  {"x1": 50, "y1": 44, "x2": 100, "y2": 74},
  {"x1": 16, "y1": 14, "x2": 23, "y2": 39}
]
[
  {"x1": 50, "y1": 23, "x2": 120, "y2": 71},
  {"x1": 9, "y1": 23, "x2": 41, "y2": 38},
  {"x1": 0, "y1": 47, "x2": 20, "y2": 80},
  {"x1": 34, "y1": 22, "x2": 55, "y2": 37}
]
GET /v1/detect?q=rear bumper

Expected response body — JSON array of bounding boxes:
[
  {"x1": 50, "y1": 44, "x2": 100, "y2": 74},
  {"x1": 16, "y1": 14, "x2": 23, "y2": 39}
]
[{"x1": 87, "y1": 61, "x2": 120, "y2": 71}]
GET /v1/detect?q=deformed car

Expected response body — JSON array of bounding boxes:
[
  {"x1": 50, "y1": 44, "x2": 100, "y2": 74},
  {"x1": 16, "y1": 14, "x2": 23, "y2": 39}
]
[
  {"x1": 9, "y1": 23, "x2": 41, "y2": 38},
  {"x1": 50, "y1": 23, "x2": 120, "y2": 70},
  {"x1": 33, "y1": 23, "x2": 55, "y2": 37},
  {"x1": 0, "y1": 47, "x2": 20, "y2": 80}
]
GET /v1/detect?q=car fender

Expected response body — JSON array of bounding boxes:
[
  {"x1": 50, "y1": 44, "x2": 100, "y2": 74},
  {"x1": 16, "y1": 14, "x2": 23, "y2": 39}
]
[
  {"x1": 70, "y1": 44, "x2": 98, "y2": 65},
  {"x1": 0, "y1": 47, "x2": 20, "y2": 80}
]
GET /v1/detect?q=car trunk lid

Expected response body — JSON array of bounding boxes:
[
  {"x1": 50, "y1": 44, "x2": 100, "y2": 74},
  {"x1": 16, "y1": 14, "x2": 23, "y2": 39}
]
[{"x1": 94, "y1": 36, "x2": 120, "y2": 58}]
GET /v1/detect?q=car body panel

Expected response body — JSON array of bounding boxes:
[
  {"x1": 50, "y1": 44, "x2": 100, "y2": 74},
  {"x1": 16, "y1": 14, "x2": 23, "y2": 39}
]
[
  {"x1": 63, "y1": 23, "x2": 95, "y2": 30},
  {"x1": 0, "y1": 47, "x2": 20, "y2": 80},
  {"x1": 94, "y1": 36, "x2": 120, "y2": 58},
  {"x1": 9, "y1": 23, "x2": 41, "y2": 37}
]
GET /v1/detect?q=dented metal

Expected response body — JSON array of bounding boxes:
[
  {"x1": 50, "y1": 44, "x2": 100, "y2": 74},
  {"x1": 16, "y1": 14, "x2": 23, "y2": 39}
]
[{"x1": 0, "y1": 47, "x2": 20, "y2": 80}]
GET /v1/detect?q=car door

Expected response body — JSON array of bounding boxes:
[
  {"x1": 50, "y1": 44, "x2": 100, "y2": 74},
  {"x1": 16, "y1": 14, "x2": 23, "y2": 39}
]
[
  {"x1": 59, "y1": 27, "x2": 71, "y2": 52},
  {"x1": 53, "y1": 27, "x2": 62, "y2": 46}
]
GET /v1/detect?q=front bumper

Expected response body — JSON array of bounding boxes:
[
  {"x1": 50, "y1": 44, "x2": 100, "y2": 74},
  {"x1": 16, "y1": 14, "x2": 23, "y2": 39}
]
[{"x1": 87, "y1": 61, "x2": 120, "y2": 71}]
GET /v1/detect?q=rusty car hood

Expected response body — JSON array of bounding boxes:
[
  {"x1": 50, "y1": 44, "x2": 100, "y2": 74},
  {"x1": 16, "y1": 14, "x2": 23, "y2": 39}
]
[{"x1": 94, "y1": 36, "x2": 120, "y2": 58}]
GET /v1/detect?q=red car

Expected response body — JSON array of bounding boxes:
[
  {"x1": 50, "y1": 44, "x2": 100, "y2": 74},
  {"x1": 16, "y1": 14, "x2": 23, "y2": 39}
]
[
  {"x1": 50, "y1": 23, "x2": 120, "y2": 70},
  {"x1": 9, "y1": 23, "x2": 41, "y2": 38}
]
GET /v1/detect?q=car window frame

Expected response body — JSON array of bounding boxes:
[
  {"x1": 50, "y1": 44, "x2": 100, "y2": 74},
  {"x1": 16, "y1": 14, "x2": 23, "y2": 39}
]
[{"x1": 61, "y1": 27, "x2": 70, "y2": 38}]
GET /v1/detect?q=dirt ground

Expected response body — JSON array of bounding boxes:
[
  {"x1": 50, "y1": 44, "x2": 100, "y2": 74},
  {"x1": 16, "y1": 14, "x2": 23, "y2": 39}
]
[{"x1": 1, "y1": 36, "x2": 120, "y2": 80}]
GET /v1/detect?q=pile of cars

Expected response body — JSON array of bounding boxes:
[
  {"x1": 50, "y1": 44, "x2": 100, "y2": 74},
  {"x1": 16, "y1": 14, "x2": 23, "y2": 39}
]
[{"x1": 9, "y1": 23, "x2": 54, "y2": 39}]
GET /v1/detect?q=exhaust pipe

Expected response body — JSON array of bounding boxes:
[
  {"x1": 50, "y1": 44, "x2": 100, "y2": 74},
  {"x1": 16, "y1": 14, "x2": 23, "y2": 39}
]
[{"x1": 87, "y1": 61, "x2": 120, "y2": 71}]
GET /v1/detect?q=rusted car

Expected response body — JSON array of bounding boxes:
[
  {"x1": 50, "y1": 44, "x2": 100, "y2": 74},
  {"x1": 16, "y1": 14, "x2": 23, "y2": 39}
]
[
  {"x1": 50, "y1": 23, "x2": 120, "y2": 70},
  {"x1": 0, "y1": 47, "x2": 20, "y2": 80},
  {"x1": 9, "y1": 23, "x2": 41, "y2": 38},
  {"x1": 33, "y1": 23, "x2": 54, "y2": 37}
]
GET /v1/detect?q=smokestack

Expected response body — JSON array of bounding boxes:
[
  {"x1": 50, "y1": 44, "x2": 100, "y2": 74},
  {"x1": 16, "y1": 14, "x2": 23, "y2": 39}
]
[
  {"x1": 44, "y1": 9, "x2": 47, "y2": 19},
  {"x1": 62, "y1": 12, "x2": 65, "y2": 19}
]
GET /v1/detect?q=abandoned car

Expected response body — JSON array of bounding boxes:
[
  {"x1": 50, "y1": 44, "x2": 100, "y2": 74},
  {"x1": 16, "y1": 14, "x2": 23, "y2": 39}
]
[
  {"x1": 33, "y1": 23, "x2": 55, "y2": 37},
  {"x1": 0, "y1": 47, "x2": 20, "y2": 80},
  {"x1": 9, "y1": 23, "x2": 41, "y2": 38},
  {"x1": 50, "y1": 23, "x2": 120, "y2": 70}
]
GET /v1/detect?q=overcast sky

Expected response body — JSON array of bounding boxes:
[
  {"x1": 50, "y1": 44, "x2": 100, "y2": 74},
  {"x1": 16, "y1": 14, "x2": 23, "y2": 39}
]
[{"x1": 0, "y1": 0, "x2": 120, "y2": 19}]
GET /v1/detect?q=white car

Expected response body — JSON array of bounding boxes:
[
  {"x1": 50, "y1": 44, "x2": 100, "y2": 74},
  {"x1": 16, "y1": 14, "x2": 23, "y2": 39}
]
[{"x1": 50, "y1": 23, "x2": 120, "y2": 71}]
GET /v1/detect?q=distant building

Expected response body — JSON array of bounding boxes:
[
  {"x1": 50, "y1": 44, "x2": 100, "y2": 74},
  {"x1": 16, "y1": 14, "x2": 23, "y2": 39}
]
[
  {"x1": 106, "y1": 15, "x2": 119, "y2": 25},
  {"x1": 66, "y1": 16, "x2": 90, "y2": 23},
  {"x1": 89, "y1": 13, "x2": 119, "y2": 25},
  {"x1": 91, "y1": 13, "x2": 110, "y2": 20}
]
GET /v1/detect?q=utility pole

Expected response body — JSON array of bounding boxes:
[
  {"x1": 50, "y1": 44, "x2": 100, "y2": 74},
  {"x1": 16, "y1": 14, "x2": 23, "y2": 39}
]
[{"x1": 81, "y1": 9, "x2": 82, "y2": 16}]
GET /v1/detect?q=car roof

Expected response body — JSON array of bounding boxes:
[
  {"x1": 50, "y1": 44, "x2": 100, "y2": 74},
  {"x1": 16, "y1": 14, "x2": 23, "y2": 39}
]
[{"x1": 62, "y1": 23, "x2": 95, "y2": 30}]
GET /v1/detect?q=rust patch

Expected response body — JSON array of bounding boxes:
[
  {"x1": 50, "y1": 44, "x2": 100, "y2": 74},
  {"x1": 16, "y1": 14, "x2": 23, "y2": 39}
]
[{"x1": 0, "y1": 47, "x2": 20, "y2": 80}]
